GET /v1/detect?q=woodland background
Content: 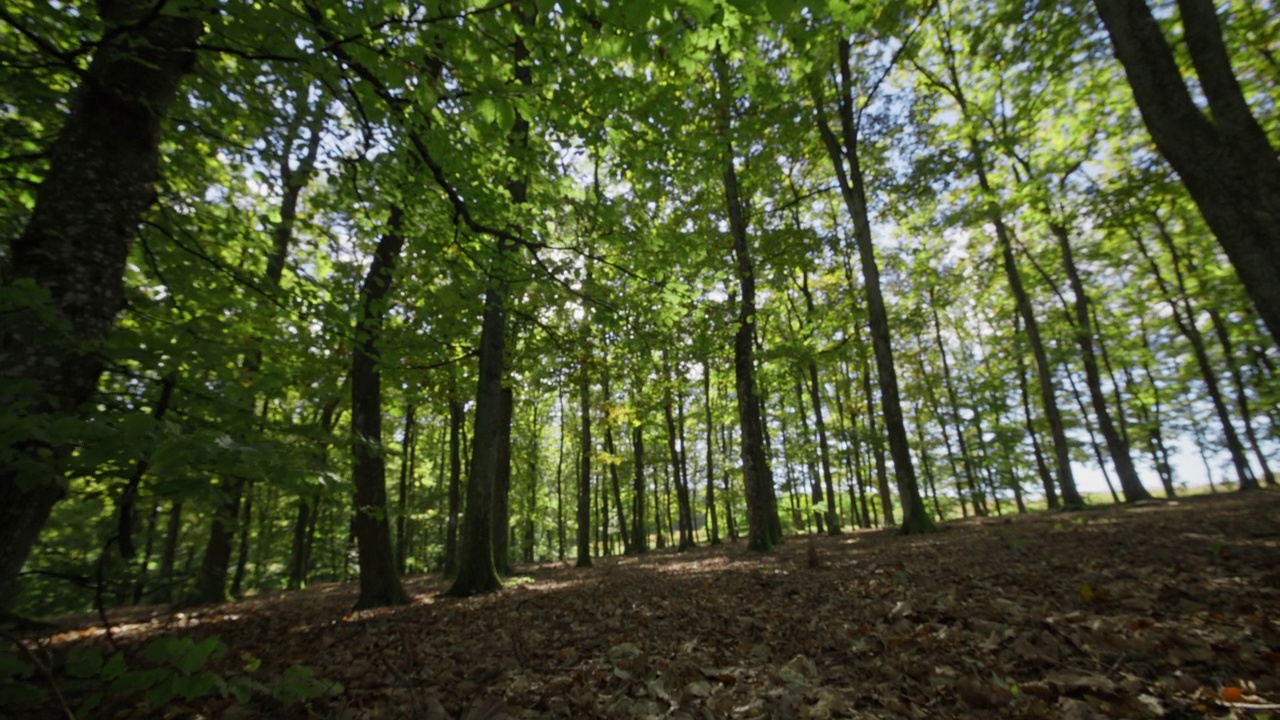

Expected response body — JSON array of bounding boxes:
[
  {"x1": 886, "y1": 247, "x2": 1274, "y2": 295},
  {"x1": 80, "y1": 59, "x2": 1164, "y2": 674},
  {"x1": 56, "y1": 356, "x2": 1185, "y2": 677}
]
[{"x1": 1, "y1": 0, "x2": 1278, "y2": 629}]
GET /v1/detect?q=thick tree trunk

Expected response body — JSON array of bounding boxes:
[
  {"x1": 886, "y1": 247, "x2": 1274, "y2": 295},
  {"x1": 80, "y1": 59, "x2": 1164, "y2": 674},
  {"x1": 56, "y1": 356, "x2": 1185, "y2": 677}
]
[
  {"x1": 1092, "y1": 0, "x2": 1280, "y2": 345},
  {"x1": 350, "y1": 209, "x2": 409, "y2": 609},
  {"x1": 447, "y1": 279, "x2": 508, "y2": 595},
  {"x1": 0, "y1": 0, "x2": 202, "y2": 612}
]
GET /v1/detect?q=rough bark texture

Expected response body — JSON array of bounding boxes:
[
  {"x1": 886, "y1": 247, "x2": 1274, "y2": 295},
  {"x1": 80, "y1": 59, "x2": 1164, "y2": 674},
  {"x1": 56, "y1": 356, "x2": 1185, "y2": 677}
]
[
  {"x1": 350, "y1": 208, "x2": 410, "y2": 610},
  {"x1": 1093, "y1": 0, "x2": 1280, "y2": 346},
  {"x1": 0, "y1": 0, "x2": 202, "y2": 611}
]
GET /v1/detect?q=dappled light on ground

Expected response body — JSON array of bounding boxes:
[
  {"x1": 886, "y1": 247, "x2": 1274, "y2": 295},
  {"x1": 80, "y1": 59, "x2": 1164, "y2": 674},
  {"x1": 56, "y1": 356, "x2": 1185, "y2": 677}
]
[{"x1": 10, "y1": 491, "x2": 1280, "y2": 718}]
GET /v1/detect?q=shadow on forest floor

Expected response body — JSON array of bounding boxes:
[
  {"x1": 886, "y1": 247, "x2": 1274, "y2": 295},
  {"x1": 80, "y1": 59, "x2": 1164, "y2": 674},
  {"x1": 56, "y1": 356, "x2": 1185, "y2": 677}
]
[{"x1": 11, "y1": 490, "x2": 1280, "y2": 719}]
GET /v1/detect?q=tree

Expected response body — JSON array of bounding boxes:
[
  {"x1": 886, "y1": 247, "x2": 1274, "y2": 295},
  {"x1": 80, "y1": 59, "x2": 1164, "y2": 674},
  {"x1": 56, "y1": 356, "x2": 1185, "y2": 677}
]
[
  {"x1": 0, "y1": 0, "x2": 203, "y2": 612},
  {"x1": 1092, "y1": 0, "x2": 1280, "y2": 346}
]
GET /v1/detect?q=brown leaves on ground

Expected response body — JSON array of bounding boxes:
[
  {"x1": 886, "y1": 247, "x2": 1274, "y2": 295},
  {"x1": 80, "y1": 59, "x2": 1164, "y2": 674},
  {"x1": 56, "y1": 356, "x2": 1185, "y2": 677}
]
[{"x1": 17, "y1": 491, "x2": 1280, "y2": 719}]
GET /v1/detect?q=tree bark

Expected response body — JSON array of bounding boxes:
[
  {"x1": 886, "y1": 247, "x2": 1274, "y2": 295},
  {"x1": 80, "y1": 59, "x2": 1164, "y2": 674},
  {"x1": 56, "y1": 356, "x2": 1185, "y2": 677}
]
[
  {"x1": 716, "y1": 48, "x2": 778, "y2": 551},
  {"x1": 1092, "y1": 0, "x2": 1280, "y2": 345},
  {"x1": 396, "y1": 403, "x2": 416, "y2": 575},
  {"x1": 350, "y1": 208, "x2": 410, "y2": 609},
  {"x1": 0, "y1": 0, "x2": 202, "y2": 612},
  {"x1": 492, "y1": 387, "x2": 514, "y2": 574},
  {"x1": 703, "y1": 362, "x2": 721, "y2": 545},
  {"x1": 576, "y1": 356, "x2": 593, "y2": 568}
]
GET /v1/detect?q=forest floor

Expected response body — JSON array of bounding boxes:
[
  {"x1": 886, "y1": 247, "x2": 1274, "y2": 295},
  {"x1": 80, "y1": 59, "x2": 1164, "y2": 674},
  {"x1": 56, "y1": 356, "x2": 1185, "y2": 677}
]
[{"x1": 11, "y1": 490, "x2": 1280, "y2": 719}]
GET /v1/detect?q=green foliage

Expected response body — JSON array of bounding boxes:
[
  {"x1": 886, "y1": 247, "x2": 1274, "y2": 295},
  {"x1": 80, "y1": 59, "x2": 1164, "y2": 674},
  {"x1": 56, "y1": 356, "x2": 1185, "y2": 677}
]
[{"x1": 0, "y1": 634, "x2": 333, "y2": 717}]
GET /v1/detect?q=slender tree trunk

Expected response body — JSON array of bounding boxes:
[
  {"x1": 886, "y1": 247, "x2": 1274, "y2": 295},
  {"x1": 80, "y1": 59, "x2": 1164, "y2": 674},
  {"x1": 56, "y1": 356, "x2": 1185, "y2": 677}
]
[
  {"x1": 794, "y1": 377, "x2": 824, "y2": 533},
  {"x1": 719, "y1": 424, "x2": 739, "y2": 541},
  {"x1": 631, "y1": 422, "x2": 648, "y2": 554},
  {"x1": 576, "y1": 357, "x2": 593, "y2": 568},
  {"x1": 703, "y1": 362, "x2": 721, "y2": 545},
  {"x1": 443, "y1": 398, "x2": 464, "y2": 575},
  {"x1": 859, "y1": 355, "x2": 895, "y2": 526},
  {"x1": 716, "y1": 48, "x2": 778, "y2": 551},
  {"x1": 491, "y1": 388, "x2": 515, "y2": 574},
  {"x1": 806, "y1": 364, "x2": 842, "y2": 533},
  {"x1": 675, "y1": 384, "x2": 696, "y2": 548},
  {"x1": 811, "y1": 40, "x2": 932, "y2": 533},
  {"x1": 1132, "y1": 227, "x2": 1258, "y2": 489},
  {"x1": 555, "y1": 393, "x2": 566, "y2": 561},
  {"x1": 397, "y1": 403, "x2": 416, "y2": 575},
  {"x1": 1208, "y1": 312, "x2": 1275, "y2": 486},
  {"x1": 230, "y1": 481, "x2": 253, "y2": 597},
  {"x1": 1092, "y1": 0, "x2": 1280, "y2": 344},
  {"x1": 928, "y1": 296, "x2": 986, "y2": 514},
  {"x1": 1052, "y1": 223, "x2": 1151, "y2": 501}
]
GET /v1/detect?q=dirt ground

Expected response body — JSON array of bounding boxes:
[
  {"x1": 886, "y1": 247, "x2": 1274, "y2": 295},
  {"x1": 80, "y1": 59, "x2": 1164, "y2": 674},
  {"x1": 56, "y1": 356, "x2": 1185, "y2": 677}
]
[{"x1": 12, "y1": 490, "x2": 1280, "y2": 718}]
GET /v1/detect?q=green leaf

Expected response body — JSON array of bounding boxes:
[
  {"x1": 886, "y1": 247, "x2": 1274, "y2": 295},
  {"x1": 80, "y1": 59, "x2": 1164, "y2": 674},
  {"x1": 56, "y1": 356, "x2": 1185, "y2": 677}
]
[
  {"x1": 65, "y1": 646, "x2": 103, "y2": 679},
  {"x1": 765, "y1": 0, "x2": 795, "y2": 20}
]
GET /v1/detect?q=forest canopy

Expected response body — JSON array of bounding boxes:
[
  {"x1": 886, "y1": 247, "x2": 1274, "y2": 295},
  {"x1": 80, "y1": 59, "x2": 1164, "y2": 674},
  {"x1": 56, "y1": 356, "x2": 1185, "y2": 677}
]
[{"x1": 1, "y1": 0, "x2": 1277, "y2": 619}]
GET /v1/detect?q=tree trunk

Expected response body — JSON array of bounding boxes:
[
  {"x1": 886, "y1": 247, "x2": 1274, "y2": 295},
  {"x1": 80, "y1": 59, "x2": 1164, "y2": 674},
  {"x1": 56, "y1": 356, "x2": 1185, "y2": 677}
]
[
  {"x1": 230, "y1": 481, "x2": 253, "y2": 597},
  {"x1": 555, "y1": 393, "x2": 566, "y2": 561},
  {"x1": 492, "y1": 387, "x2": 515, "y2": 574},
  {"x1": 675, "y1": 384, "x2": 696, "y2": 548},
  {"x1": 1052, "y1": 223, "x2": 1151, "y2": 501},
  {"x1": 0, "y1": 0, "x2": 202, "y2": 612},
  {"x1": 794, "y1": 377, "x2": 823, "y2": 533},
  {"x1": 397, "y1": 403, "x2": 416, "y2": 575},
  {"x1": 703, "y1": 362, "x2": 721, "y2": 545},
  {"x1": 716, "y1": 48, "x2": 778, "y2": 551},
  {"x1": 1207, "y1": 310, "x2": 1275, "y2": 486},
  {"x1": 1132, "y1": 227, "x2": 1258, "y2": 489},
  {"x1": 631, "y1": 424, "x2": 648, "y2": 553},
  {"x1": 1092, "y1": 0, "x2": 1280, "y2": 345},
  {"x1": 928, "y1": 296, "x2": 986, "y2": 514},
  {"x1": 576, "y1": 357, "x2": 593, "y2": 568},
  {"x1": 811, "y1": 39, "x2": 932, "y2": 533},
  {"x1": 349, "y1": 208, "x2": 410, "y2": 609},
  {"x1": 159, "y1": 503, "x2": 183, "y2": 601},
  {"x1": 447, "y1": 277, "x2": 508, "y2": 595}
]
